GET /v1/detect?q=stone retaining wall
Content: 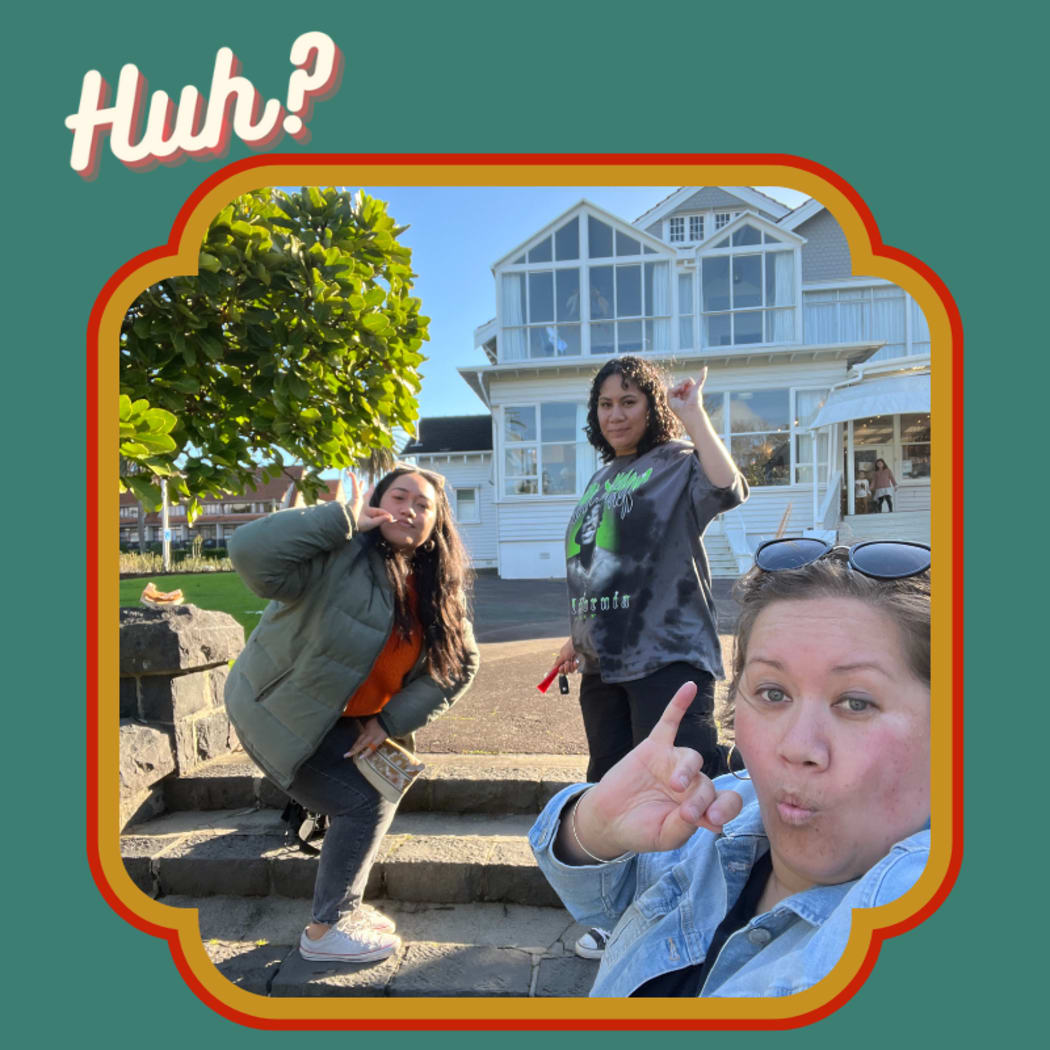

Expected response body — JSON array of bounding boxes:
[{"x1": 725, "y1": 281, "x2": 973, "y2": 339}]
[{"x1": 119, "y1": 605, "x2": 244, "y2": 828}]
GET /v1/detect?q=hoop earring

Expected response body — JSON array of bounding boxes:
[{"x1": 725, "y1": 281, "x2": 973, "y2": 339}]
[{"x1": 727, "y1": 744, "x2": 751, "y2": 781}]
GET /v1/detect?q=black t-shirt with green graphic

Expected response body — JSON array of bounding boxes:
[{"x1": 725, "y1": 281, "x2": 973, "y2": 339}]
[{"x1": 565, "y1": 439, "x2": 748, "y2": 683}]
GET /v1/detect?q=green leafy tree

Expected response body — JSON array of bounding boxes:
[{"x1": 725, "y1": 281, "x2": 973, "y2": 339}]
[{"x1": 120, "y1": 187, "x2": 428, "y2": 515}]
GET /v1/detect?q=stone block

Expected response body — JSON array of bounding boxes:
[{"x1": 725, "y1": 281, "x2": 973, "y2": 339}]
[
  {"x1": 195, "y1": 708, "x2": 235, "y2": 763},
  {"x1": 119, "y1": 720, "x2": 175, "y2": 799},
  {"x1": 269, "y1": 851, "x2": 318, "y2": 899},
  {"x1": 534, "y1": 955, "x2": 599, "y2": 998},
  {"x1": 380, "y1": 835, "x2": 482, "y2": 903},
  {"x1": 270, "y1": 948, "x2": 399, "y2": 997},
  {"x1": 120, "y1": 677, "x2": 139, "y2": 719},
  {"x1": 156, "y1": 833, "x2": 276, "y2": 896},
  {"x1": 258, "y1": 777, "x2": 288, "y2": 809},
  {"x1": 208, "y1": 942, "x2": 291, "y2": 997},
  {"x1": 139, "y1": 669, "x2": 210, "y2": 722},
  {"x1": 120, "y1": 605, "x2": 244, "y2": 675},
  {"x1": 120, "y1": 833, "x2": 171, "y2": 897},
  {"x1": 121, "y1": 783, "x2": 167, "y2": 831},
  {"x1": 208, "y1": 664, "x2": 230, "y2": 707},
  {"x1": 480, "y1": 839, "x2": 562, "y2": 907},
  {"x1": 390, "y1": 943, "x2": 532, "y2": 997}
]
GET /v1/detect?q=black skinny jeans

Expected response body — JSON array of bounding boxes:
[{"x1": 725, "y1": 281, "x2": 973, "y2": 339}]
[{"x1": 578, "y1": 662, "x2": 724, "y2": 783}]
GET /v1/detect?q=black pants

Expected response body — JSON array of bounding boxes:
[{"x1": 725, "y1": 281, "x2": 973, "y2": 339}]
[
  {"x1": 578, "y1": 662, "x2": 723, "y2": 783},
  {"x1": 876, "y1": 494, "x2": 893, "y2": 512}
]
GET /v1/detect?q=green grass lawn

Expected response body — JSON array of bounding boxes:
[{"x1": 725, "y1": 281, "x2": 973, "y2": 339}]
[{"x1": 119, "y1": 572, "x2": 267, "y2": 638}]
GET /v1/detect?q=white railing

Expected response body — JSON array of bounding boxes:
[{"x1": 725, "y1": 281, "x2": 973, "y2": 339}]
[
  {"x1": 721, "y1": 508, "x2": 755, "y2": 574},
  {"x1": 817, "y1": 470, "x2": 843, "y2": 531}
]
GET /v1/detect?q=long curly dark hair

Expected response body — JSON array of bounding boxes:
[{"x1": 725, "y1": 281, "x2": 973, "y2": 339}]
[
  {"x1": 366, "y1": 467, "x2": 474, "y2": 687},
  {"x1": 584, "y1": 355, "x2": 682, "y2": 462}
]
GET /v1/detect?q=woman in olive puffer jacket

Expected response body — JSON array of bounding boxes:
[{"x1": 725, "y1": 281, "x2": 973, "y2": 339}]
[{"x1": 225, "y1": 467, "x2": 478, "y2": 965}]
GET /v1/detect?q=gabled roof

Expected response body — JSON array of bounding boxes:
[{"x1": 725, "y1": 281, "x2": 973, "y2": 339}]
[
  {"x1": 491, "y1": 199, "x2": 670, "y2": 271},
  {"x1": 401, "y1": 415, "x2": 493, "y2": 454},
  {"x1": 699, "y1": 210, "x2": 806, "y2": 250},
  {"x1": 779, "y1": 198, "x2": 825, "y2": 231},
  {"x1": 634, "y1": 186, "x2": 792, "y2": 228}
]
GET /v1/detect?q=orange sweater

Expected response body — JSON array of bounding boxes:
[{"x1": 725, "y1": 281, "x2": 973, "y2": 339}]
[{"x1": 342, "y1": 580, "x2": 423, "y2": 718}]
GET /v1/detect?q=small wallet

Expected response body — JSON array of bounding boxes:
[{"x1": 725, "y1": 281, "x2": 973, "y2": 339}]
[{"x1": 352, "y1": 737, "x2": 426, "y2": 803}]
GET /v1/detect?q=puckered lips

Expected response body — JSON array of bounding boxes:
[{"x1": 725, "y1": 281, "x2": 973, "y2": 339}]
[{"x1": 774, "y1": 790, "x2": 820, "y2": 826}]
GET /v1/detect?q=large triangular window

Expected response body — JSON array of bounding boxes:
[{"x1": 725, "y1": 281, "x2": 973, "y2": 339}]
[
  {"x1": 700, "y1": 217, "x2": 799, "y2": 346},
  {"x1": 498, "y1": 209, "x2": 671, "y2": 361}
]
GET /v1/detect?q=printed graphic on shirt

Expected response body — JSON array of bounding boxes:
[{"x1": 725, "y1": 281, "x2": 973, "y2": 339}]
[
  {"x1": 564, "y1": 440, "x2": 743, "y2": 682},
  {"x1": 565, "y1": 465, "x2": 656, "y2": 626}
]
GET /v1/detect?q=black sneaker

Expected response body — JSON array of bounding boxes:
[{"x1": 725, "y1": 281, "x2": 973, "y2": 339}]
[{"x1": 574, "y1": 927, "x2": 609, "y2": 959}]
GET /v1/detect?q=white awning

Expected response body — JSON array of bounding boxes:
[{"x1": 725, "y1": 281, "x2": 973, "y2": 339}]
[{"x1": 808, "y1": 373, "x2": 930, "y2": 428}]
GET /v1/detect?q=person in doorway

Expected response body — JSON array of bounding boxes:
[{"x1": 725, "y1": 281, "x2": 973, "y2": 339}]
[
  {"x1": 872, "y1": 458, "x2": 898, "y2": 512},
  {"x1": 554, "y1": 355, "x2": 749, "y2": 959},
  {"x1": 224, "y1": 467, "x2": 478, "y2": 965},
  {"x1": 532, "y1": 538, "x2": 931, "y2": 997}
]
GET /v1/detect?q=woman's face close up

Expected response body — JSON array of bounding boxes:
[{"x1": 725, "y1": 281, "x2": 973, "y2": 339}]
[
  {"x1": 597, "y1": 375, "x2": 649, "y2": 456},
  {"x1": 734, "y1": 596, "x2": 930, "y2": 896},
  {"x1": 377, "y1": 473, "x2": 439, "y2": 550}
]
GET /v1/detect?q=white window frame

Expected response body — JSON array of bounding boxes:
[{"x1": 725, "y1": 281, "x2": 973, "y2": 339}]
[
  {"x1": 698, "y1": 218, "x2": 801, "y2": 349},
  {"x1": 499, "y1": 402, "x2": 593, "y2": 500},
  {"x1": 705, "y1": 385, "x2": 834, "y2": 489},
  {"x1": 496, "y1": 207, "x2": 675, "y2": 363},
  {"x1": 454, "y1": 486, "x2": 481, "y2": 523}
]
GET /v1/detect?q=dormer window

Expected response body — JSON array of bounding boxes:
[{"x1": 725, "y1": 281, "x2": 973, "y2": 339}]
[
  {"x1": 669, "y1": 217, "x2": 685, "y2": 243},
  {"x1": 714, "y1": 211, "x2": 731, "y2": 231},
  {"x1": 689, "y1": 215, "x2": 704, "y2": 241},
  {"x1": 700, "y1": 220, "x2": 798, "y2": 346}
]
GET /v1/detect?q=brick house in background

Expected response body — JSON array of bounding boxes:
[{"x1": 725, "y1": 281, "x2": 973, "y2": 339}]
[{"x1": 119, "y1": 467, "x2": 346, "y2": 548}]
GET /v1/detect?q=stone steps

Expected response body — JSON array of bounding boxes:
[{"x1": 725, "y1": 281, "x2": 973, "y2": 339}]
[
  {"x1": 168, "y1": 895, "x2": 598, "y2": 997},
  {"x1": 124, "y1": 753, "x2": 600, "y2": 997},
  {"x1": 123, "y1": 806, "x2": 564, "y2": 908},
  {"x1": 163, "y1": 751, "x2": 588, "y2": 814}
]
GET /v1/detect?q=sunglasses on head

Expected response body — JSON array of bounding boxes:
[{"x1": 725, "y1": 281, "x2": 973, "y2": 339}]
[{"x1": 754, "y1": 538, "x2": 931, "y2": 580}]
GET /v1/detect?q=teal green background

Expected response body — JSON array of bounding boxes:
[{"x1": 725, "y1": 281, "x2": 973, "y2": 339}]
[{"x1": 10, "y1": 0, "x2": 1038, "y2": 1042}]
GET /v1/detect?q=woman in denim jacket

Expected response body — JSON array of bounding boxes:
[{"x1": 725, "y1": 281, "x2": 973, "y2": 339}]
[{"x1": 531, "y1": 540, "x2": 931, "y2": 997}]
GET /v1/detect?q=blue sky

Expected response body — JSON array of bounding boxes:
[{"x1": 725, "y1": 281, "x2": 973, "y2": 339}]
[{"x1": 344, "y1": 185, "x2": 811, "y2": 422}]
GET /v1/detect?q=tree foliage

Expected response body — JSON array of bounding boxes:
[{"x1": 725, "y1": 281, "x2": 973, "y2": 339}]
[{"x1": 120, "y1": 187, "x2": 429, "y2": 515}]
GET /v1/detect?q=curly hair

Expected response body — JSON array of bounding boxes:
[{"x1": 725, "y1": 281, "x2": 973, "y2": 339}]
[
  {"x1": 366, "y1": 467, "x2": 474, "y2": 687},
  {"x1": 718, "y1": 550, "x2": 930, "y2": 737},
  {"x1": 584, "y1": 355, "x2": 682, "y2": 462}
]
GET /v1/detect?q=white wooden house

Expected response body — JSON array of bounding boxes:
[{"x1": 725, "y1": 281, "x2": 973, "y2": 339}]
[
  {"x1": 443, "y1": 185, "x2": 929, "y2": 579},
  {"x1": 401, "y1": 416, "x2": 498, "y2": 570}
]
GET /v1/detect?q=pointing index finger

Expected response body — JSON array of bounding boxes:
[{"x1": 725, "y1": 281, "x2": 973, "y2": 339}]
[{"x1": 649, "y1": 681, "x2": 698, "y2": 748}]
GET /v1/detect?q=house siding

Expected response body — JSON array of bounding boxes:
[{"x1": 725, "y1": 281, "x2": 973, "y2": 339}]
[
  {"x1": 413, "y1": 452, "x2": 498, "y2": 569},
  {"x1": 672, "y1": 188, "x2": 761, "y2": 214},
  {"x1": 798, "y1": 209, "x2": 853, "y2": 281}
]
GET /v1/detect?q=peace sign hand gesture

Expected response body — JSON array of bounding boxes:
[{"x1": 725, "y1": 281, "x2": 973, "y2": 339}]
[
  {"x1": 667, "y1": 367, "x2": 709, "y2": 422},
  {"x1": 347, "y1": 472, "x2": 396, "y2": 533},
  {"x1": 566, "y1": 683, "x2": 743, "y2": 862}
]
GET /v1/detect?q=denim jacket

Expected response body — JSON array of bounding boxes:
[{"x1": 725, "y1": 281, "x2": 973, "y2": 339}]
[{"x1": 530, "y1": 779, "x2": 929, "y2": 998}]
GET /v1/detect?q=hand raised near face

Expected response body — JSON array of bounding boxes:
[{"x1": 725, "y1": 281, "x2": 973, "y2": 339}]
[
  {"x1": 347, "y1": 472, "x2": 395, "y2": 533},
  {"x1": 572, "y1": 682, "x2": 743, "y2": 858},
  {"x1": 667, "y1": 366, "x2": 709, "y2": 421}
]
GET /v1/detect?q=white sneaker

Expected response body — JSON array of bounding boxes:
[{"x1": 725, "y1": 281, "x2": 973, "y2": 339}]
[
  {"x1": 299, "y1": 921, "x2": 401, "y2": 963},
  {"x1": 356, "y1": 903, "x2": 396, "y2": 933},
  {"x1": 574, "y1": 927, "x2": 609, "y2": 960}
]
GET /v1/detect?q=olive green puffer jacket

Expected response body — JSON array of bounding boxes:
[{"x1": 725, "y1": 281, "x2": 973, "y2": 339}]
[{"x1": 223, "y1": 498, "x2": 479, "y2": 789}]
